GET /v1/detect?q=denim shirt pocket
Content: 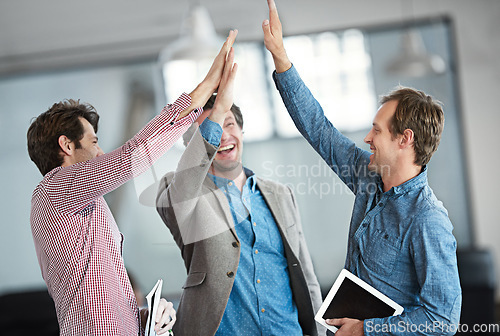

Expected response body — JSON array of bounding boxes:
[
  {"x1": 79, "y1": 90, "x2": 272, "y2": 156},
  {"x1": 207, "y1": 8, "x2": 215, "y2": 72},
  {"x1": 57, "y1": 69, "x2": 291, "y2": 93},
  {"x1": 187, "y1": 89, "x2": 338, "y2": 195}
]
[{"x1": 360, "y1": 229, "x2": 402, "y2": 277}]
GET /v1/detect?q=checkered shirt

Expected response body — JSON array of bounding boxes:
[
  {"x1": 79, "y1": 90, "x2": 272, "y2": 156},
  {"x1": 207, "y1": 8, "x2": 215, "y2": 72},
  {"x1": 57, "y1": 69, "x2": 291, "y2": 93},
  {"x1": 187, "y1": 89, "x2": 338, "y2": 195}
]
[{"x1": 30, "y1": 93, "x2": 201, "y2": 336}]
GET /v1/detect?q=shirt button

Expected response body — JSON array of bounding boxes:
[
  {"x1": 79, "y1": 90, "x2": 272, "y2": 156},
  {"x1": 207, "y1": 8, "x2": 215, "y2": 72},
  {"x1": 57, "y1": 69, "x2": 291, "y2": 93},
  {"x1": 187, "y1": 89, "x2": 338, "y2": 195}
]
[
  {"x1": 261, "y1": 308, "x2": 265, "y2": 313},
  {"x1": 227, "y1": 271, "x2": 234, "y2": 278},
  {"x1": 255, "y1": 249, "x2": 259, "y2": 254},
  {"x1": 257, "y1": 279, "x2": 261, "y2": 283},
  {"x1": 169, "y1": 121, "x2": 174, "y2": 125},
  {"x1": 194, "y1": 108, "x2": 198, "y2": 113},
  {"x1": 232, "y1": 242, "x2": 239, "y2": 248},
  {"x1": 253, "y1": 222, "x2": 257, "y2": 226},
  {"x1": 362, "y1": 223, "x2": 367, "y2": 227},
  {"x1": 228, "y1": 182, "x2": 233, "y2": 186},
  {"x1": 379, "y1": 202, "x2": 384, "y2": 207}
]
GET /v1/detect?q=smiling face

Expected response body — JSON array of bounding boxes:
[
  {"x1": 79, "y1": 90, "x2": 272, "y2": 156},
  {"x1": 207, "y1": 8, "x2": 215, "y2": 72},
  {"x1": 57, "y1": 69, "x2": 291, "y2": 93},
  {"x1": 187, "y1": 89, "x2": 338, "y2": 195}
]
[
  {"x1": 212, "y1": 111, "x2": 243, "y2": 176},
  {"x1": 72, "y1": 117, "x2": 104, "y2": 164},
  {"x1": 363, "y1": 100, "x2": 401, "y2": 177}
]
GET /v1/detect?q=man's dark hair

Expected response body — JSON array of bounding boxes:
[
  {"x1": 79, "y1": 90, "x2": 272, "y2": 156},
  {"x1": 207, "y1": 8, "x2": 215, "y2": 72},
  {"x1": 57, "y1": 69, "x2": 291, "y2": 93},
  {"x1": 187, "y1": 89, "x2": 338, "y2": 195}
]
[
  {"x1": 183, "y1": 94, "x2": 243, "y2": 146},
  {"x1": 203, "y1": 94, "x2": 243, "y2": 129},
  {"x1": 27, "y1": 99, "x2": 99, "y2": 175}
]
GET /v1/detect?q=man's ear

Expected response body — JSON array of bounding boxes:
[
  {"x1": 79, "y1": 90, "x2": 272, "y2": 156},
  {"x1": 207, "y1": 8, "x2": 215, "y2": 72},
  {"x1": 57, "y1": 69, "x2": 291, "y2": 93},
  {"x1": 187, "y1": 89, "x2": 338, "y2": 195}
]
[
  {"x1": 400, "y1": 129, "x2": 415, "y2": 148},
  {"x1": 58, "y1": 135, "x2": 74, "y2": 156}
]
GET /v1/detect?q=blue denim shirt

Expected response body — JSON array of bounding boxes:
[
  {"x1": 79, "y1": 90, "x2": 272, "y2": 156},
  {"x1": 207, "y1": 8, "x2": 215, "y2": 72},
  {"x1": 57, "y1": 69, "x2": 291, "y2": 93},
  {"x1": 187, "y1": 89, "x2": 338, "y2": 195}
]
[
  {"x1": 273, "y1": 65, "x2": 461, "y2": 336},
  {"x1": 200, "y1": 119, "x2": 302, "y2": 336}
]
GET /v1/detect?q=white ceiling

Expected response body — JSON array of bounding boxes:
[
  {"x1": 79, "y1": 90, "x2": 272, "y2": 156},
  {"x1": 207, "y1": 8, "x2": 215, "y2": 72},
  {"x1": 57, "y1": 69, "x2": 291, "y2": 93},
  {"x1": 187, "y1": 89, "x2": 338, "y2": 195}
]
[
  {"x1": 0, "y1": 0, "x2": 272, "y2": 76},
  {"x1": 0, "y1": 0, "x2": 424, "y2": 77},
  {"x1": 1, "y1": 0, "x2": 498, "y2": 77}
]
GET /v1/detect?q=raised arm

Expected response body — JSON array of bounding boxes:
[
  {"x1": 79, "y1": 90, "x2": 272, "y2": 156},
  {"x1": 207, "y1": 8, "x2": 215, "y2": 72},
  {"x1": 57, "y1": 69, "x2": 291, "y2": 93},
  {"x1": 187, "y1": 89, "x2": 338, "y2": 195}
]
[
  {"x1": 262, "y1": 0, "x2": 291, "y2": 73},
  {"x1": 164, "y1": 42, "x2": 238, "y2": 201},
  {"x1": 48, "y1": 30, "x2": 238, "y2": 215},
  {"x1": 156, "y1": 35, "x2": 238, "y2": 246},
  {"x1": 262, "y1": 0, "x2": 370, "y2": 193}
]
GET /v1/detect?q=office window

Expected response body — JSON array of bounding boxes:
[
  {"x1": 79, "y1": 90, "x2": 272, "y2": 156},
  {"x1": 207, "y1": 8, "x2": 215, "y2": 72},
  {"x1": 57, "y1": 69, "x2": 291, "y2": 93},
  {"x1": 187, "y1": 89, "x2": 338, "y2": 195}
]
[
  {"x1": 268, "y1": 30, "x2": 377, "y2": 137},
  {"x1": 163, "y1": 29, "x2": 376, "y2": 141}
]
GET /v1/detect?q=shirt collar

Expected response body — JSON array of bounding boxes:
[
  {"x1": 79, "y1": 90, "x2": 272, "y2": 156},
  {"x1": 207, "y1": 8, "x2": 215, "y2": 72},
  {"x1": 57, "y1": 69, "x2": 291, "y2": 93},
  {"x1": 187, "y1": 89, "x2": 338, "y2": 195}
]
[
  {"x1": 244, "y1": 168, "x2": 257, "y2": 192},
  {"x1": 390, "y1": 165, "x2": 428, "y2": 195},
  {"x1": 208, "y1": 167, "x2": 257, "y2": 192}
]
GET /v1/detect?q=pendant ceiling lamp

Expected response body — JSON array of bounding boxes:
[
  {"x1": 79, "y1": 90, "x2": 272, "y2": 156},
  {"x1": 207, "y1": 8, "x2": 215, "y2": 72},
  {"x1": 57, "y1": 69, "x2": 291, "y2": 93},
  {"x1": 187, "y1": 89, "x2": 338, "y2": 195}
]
[
  {"x1": 159, "y1": 4, "x2": 223, "y2": 62},
  {"x1": 158, "y1": 3, "x2": 223, "y2": 102},
  {"x1": 386, "y1": 0, "x2": 446, "y2": 77},
  {"x1": 386, "y1": 28, "x2": 446, "y2": 77}
]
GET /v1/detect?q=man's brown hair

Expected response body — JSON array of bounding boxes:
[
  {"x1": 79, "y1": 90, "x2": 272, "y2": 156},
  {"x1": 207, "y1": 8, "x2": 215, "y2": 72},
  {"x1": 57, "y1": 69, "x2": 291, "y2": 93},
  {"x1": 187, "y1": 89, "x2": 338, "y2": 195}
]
[
  {"x1": 381, "y1": 86, "x2": 444, "y2": 166},
  {"x1": 27, "y1": 99, "x2": 99, "y2": 175},
  {"x1": 203, "y1": 94, "x2": 243, "y2": 129}
]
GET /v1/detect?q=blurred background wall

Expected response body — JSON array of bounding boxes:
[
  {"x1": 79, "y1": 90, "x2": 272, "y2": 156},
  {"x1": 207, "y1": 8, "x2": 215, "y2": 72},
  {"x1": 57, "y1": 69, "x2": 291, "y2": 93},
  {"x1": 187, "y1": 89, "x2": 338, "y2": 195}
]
[{"x1": 0, "y1": 0, "x2": 499, "y2": 331}]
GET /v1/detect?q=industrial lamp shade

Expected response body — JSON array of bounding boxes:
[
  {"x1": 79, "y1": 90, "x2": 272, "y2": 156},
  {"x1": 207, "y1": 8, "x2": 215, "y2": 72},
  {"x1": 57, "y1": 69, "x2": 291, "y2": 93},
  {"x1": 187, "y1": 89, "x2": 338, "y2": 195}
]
[
  {"x1": 386, "y1": 28, "x2": 446, "y2": 77},
  {"x1": 158, "y1": 5, "x2": 224, "y2": 103},
  {"x1": 159, "y1": 5, "x2": 223, "y2": 63}
]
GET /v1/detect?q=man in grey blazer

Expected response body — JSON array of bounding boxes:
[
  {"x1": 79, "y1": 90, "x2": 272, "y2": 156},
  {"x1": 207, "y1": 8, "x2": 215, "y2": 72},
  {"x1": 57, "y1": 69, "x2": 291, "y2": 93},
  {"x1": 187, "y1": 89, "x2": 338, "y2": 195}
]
[{"x1": 156, "y1": 79, "x2": 324, "y2": 334}]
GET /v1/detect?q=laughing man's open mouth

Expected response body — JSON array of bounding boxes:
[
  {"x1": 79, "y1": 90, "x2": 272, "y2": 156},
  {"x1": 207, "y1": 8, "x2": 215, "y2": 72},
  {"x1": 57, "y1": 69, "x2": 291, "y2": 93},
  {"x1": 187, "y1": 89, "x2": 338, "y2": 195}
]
[{"x1": 218, "y1": 144, "x2": 235, "y2": 153}]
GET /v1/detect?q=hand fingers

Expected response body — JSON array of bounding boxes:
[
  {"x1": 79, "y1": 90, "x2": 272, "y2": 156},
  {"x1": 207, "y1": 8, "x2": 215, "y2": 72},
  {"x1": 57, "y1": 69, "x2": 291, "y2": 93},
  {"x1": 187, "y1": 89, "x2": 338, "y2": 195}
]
[
  {"x1": 203, "y1": 29, "x2": 238, "y2": 92},
  {"x1": 219, "y1": 62, "x2": 238, "y2": 94},
  {"x1": 267, "y1": 0, "x2": 280, "y2": 25},
  {"x1": 229, "y1": 63, "x2": 238, "y2": 82},
  {"x1": 155, "y1": 315, "x2": 176, "y2": 334},
  {"x1": 264, "y1": 0, "x2": 282, "y2": 42},
  {"x1": 268, "y1": 0, "x2": 277, "y2": 15},
  {"x1": 220, "y1": 29, "x2": 238, "y2": 58},
  {"x1": 217, "y1": 47, "x2": 237, "y2": 93},
  {"x1": 325, "y1": 318, "x2": 343, "y2": 326},
  {"x1": 226, "y1": 47, "x2": 235, "y2": 69},
  {"x1": 262, "y1": 19, "x2": 271, "y2": 36},
  {"x1": 155, "y1": 299, "x2": 174, "y2": 323},
  {"x1": 216, "y1": 48, "x2": 237, "y2": 101},
  {"x1": 221, "y1": 47, "x2": 235, "y2": 81},
  {"x1": 155, "y1": 299, "x2": 176, "y2": 333}
]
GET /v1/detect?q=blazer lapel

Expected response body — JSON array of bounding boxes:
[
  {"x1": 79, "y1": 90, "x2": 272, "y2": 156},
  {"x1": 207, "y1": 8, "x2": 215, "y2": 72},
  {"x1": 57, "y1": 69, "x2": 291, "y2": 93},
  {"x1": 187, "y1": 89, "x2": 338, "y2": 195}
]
[
  {"x1": 204, "y1": 176, "x2": 240, "y2": 242},
  {"x1": 256, "y1": 178, "x2": 289, "y2": 241}
]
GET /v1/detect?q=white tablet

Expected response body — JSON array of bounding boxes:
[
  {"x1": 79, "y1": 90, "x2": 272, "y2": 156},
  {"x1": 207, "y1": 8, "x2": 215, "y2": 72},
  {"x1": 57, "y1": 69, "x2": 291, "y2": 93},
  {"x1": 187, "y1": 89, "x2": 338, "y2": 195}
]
[{"x1": 315, "y1": 269, "x2": 404, "y2": 333}]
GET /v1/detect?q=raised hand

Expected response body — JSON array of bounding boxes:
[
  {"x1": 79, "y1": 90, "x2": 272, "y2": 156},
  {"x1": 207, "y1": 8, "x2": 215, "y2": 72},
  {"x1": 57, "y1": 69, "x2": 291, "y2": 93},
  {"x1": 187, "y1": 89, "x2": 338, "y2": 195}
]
[
  {"x1": 181, "y1": 29, "x2": 238, "y2": 120},
  {"x1": 210, "y1": 47, "x2": 238, "y2": 125},
  {"x1": 262, "y1": 0, "x2": 291, "y2": 73},
  {"x1": 201, "y1": 29, "x2": 238, "y2": 94}
]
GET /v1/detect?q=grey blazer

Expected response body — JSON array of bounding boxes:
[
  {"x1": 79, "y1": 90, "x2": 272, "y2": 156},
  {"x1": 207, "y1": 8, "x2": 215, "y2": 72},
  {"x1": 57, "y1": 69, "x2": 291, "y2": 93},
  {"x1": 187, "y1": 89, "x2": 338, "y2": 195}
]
[{"x1": 156, "y1": 129, "x2": 324, "y2": 336}]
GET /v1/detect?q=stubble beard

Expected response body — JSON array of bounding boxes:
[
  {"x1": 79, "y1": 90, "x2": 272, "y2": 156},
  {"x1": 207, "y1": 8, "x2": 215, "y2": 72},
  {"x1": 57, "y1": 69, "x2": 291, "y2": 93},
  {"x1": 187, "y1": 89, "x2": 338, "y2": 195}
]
[{"x1": 212, "y1": 159, "x2": 243, "y2": 180}]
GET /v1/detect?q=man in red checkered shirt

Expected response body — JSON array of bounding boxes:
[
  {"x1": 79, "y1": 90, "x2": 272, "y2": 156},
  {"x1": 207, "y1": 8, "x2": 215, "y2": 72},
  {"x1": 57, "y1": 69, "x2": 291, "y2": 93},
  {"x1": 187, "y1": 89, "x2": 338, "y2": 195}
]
[{"x1": 26, "y1": 30, "x2": 238, "y2": 336}]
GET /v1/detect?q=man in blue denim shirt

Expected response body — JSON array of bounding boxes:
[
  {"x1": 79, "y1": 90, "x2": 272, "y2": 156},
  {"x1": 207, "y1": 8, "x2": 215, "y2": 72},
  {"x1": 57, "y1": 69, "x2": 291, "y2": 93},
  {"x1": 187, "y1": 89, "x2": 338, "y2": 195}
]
[{"x1": 261, "y1": 1, "x2": 461, "y2": 335}]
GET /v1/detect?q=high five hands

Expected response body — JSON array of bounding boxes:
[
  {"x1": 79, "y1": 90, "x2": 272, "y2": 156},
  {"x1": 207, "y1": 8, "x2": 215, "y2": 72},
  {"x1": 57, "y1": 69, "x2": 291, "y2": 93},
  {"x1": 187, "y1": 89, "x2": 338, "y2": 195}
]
[
  {"x1": 262, "y1": 0, "x2": 292, "y2": 73},
  {"x1": 183, "y1": 29, "x2": 238, "y2": 120},
  {"x1": 210, "y1": 38, "x2": 238, "y2": 125}
]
